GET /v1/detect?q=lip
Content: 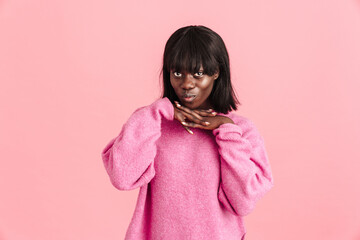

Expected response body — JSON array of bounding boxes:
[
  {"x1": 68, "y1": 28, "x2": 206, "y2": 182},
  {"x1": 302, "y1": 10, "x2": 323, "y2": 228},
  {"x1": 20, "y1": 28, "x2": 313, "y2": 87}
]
[{"x1": 181, "y1": 94, "x2": 196, "y2": 103}]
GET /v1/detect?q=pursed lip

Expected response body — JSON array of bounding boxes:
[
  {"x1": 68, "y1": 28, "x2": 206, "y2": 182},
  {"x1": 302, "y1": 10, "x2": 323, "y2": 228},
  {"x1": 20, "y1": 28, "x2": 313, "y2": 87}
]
[
  {"x1": 182, "y1": 93, "x2": 196, "y2": 98},
  {"x1": 181, "y1": 93, "x2": 197, "y2": 102}
]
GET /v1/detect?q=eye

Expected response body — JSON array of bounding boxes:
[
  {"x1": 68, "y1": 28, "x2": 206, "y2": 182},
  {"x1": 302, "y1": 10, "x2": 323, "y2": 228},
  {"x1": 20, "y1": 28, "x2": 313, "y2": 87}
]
[
  {"x1": 173, "y1": 71, "x2": 182, "y2": 77},
  {"x1": 194, "y1": 72, "x2": 204, "y2": 77}
]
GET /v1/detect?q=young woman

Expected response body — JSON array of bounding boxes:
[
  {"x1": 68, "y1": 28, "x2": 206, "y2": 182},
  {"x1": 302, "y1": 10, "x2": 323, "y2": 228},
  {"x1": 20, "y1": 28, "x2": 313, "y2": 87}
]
[{"x1": 101, "y1": 25, "x2": 274, "y2": 240}]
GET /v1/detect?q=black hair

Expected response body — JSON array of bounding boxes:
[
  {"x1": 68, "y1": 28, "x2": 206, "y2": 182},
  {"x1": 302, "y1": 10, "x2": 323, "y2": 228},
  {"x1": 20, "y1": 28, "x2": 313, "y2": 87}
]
[{"x1": 161, "y1": 25, "x2": 241, "y2": 114}]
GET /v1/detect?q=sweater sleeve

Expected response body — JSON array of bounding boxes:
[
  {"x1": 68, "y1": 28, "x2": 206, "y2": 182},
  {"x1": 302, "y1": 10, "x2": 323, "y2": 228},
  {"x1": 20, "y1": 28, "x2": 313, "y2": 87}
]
[
  {"x1": 212, "y1": 119, "x2": 274, "y2": 216},
  {"x1": 101, "y1": 97, "x2": 174, "y2": 191}
]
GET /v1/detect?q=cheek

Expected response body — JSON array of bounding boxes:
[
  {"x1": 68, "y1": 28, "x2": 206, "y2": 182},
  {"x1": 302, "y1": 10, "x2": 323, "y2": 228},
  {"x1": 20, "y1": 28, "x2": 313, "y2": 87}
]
[
  {"x1": 169, "y1": 79, "x2": 176, "y2": 90},
  {"x1": 170, "y1": 77, "x2": 178, "y2": 86},
  {"x1": 199, "y1": 79, "x2": 215, "y2": 92},
  {"x1": 170, "y1": 79, "x2": 181, "y2": 96}
]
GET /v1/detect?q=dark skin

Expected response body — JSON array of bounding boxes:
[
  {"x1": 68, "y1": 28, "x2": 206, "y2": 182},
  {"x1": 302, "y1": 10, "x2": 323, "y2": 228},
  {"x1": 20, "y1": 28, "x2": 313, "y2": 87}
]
[{"x1": 170, "y1": 67, "x2": 234, "y2": 134}]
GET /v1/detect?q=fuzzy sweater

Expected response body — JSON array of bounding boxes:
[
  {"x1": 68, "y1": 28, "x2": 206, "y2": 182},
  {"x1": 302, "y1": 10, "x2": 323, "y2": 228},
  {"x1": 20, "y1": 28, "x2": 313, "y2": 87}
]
[{"x1": 101, "y1": 97, "x2": 274, "y2": 240}]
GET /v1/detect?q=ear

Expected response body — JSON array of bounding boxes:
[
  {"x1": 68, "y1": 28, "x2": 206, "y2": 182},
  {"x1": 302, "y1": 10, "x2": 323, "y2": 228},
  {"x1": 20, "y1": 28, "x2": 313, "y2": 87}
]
[{"x1": 214, "y1": 71, "x2": 219, "y2": 80}]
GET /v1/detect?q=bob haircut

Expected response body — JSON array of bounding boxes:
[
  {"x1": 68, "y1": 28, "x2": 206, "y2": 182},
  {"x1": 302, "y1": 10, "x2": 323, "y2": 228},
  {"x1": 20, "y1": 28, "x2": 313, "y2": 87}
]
[{"x1": 161, "y1": 25, "x2": 241, "y2": 114}]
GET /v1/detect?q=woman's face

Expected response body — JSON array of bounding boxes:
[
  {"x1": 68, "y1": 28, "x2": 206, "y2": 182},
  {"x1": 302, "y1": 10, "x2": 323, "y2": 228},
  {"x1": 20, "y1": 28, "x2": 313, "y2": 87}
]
[{"x1": 170, "y1": 66, "x2": 219, "y2": 110}]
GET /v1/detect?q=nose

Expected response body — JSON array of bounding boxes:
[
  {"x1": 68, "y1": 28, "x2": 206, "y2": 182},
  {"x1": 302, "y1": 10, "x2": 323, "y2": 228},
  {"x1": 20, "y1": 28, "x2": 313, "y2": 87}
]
[{"x1": 181, "y1": 74, "x2": 195, "y2": 90}]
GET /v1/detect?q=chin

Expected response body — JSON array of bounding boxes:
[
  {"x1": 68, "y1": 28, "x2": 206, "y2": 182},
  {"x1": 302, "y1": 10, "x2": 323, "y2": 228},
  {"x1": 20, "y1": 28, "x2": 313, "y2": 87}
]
[{"x1": 181, "y1": 102, "x2": 195, "y2": 109}]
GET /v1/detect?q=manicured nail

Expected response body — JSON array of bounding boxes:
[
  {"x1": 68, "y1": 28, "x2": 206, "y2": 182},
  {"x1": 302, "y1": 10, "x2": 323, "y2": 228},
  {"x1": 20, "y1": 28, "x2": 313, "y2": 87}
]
[
  {"x1": 212, "y1": 111, "x2": 217, "y2": 115},
  {"x1": 207, "y1": 109, "x2": 213, "y2": 112},
  {"x1": 204, "y1": 121, "x2": 210, "y2": 125},
  {"x1": 175, "y1": 101, "x2": 181, "y2": 107},
  {"x1": 188, "y1": 129, "x2": 193, "y2": 134},
  {"x1": 181, "y1": 121, "x2": 187, "y2": 125}
]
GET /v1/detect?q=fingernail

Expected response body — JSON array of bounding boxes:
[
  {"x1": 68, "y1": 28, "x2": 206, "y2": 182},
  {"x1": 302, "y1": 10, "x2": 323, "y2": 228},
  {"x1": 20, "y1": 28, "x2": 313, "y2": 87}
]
[
  {"x1": 212, "y1": 112, "x2": 217, "y2": 115},
  {"x1": 181, "y1": 121, "x2": 187, "y2": 125},
  {"x1": 204, "y1": 121, "x2": 210, "y2": 125},
  {"x1": 207, "y1": 109, "x2": 213, "y2": 112},
  {"x1": 175, "y1": 102, "x2": 181, "y2": 107},
  {"x1": 188, "y1": 129, "x2": 193, "y2": 134}
]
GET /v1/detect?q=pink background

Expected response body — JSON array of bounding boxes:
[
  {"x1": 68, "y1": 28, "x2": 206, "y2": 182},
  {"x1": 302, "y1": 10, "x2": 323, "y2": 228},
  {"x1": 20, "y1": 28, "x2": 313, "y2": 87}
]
[{"x1": 1, "y1": 0, "x2": 360, "y2": 239}]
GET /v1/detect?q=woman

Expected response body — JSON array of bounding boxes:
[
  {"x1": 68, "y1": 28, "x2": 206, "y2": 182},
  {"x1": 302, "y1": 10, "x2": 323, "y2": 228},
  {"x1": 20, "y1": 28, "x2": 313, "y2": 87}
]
[{"x1": 101, "y1": 25, "x2": 274, "y2": 240}]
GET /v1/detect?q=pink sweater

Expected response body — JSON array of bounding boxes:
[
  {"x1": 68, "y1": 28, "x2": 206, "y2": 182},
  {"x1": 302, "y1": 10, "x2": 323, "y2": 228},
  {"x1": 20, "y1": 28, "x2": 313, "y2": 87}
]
[{"x1": 101, "y1": 97, "x2": 274, "y2": 240}]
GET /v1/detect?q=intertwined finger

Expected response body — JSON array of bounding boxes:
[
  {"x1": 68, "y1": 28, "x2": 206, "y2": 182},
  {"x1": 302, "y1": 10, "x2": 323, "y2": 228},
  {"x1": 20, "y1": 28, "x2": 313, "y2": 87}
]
[
  {"x1": 174, "y1": 101, "x2": 210, "y2": 126},
  {"x1": 182, "y1": 125, "x2": 193, "y2": 134},
  {"x1": 193, "y1": 109, "x2": 217, "y2": 117},
  {"x1": 174, "y1": 101, "x2": 203, "y2": 120},
  {"x1": 173, "y1": 105, "x2": 194, "y2": 134},
  {"x1": 178, "y1": 109, "x2": 210, "y2": 126},
  {"x1": 181, "y1": 121, "x2": 209, "y2": 129}
]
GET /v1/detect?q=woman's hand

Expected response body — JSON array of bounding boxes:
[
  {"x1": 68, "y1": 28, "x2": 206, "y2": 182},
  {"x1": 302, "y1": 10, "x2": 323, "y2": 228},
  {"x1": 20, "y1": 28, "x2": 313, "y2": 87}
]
[{"x1": 173, "y1": 101, "x2": 234, "y2": 134}]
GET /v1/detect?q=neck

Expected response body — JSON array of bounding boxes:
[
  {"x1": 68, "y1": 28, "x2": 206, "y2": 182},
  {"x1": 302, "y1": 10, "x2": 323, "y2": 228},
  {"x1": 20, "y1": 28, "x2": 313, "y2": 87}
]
[{"x1": 196, "y1": 100, "x2": 213, "y2": 110}]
